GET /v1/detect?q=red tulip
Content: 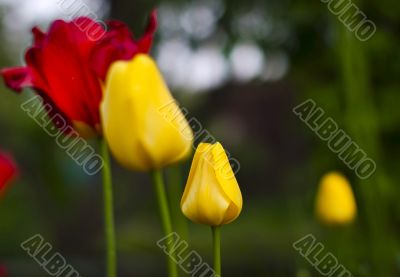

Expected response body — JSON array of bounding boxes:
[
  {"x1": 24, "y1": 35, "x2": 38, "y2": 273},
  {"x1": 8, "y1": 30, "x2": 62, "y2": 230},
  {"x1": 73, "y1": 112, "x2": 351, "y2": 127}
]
[
  {"x1": 91, "y1": 10, "x2": 158, "y2": 81},
  {"x1": 1, "y1": 12, "x2": 157, "y2": 138},
  {"x1": 0, "y1": 264, "x2": 6, "y2": 277},
  {"x1": 0, "y1": 151, "x2": 17, "y2": 195}
]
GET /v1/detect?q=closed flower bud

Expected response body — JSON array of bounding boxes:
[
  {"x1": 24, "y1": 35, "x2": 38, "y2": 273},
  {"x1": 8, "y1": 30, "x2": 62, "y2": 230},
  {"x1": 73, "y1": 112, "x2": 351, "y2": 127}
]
[
  {"x1": 101, "y1": 54, "x2": 193, "y2": 171},
  {"x1": 315, "y1": 172, "x2": 357, "y2": 225},
  {"x1": 181, "y1": 142, "x2": 243, "y2": 226}
]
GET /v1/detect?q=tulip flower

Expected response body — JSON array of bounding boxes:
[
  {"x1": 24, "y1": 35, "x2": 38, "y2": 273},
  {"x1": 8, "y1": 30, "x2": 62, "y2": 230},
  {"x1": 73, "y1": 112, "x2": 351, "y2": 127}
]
[
  {"x1": 181, "y1": 142, "x2": 242, "y2": 226},
  {"x1": 0, "y1": 151, "x2": 18, "y2": 196},
  {"x1": 181, "y1": 142, "x2": 242, "y2": 276},
  {"x1": 91, "y1": 10, "x2": 157, "y2": 81},
  {"x1": 101, "y1": 53, "x2": 193, "y2": 277},
  {"x1": 0, "y1": 264, "x2": 6, "y2": 277},
  {"x1": 1, "y1": 13, "x2": 157, "y2": 138},
  {"x1": 315, "y1": 172, "x2": 357, "y2": 225},
  {"x1": 101, "y1": 54, "x2": 193, "y2": 171},
  {"x1": 1, "y1": 13, "x2": 157, "y2": 277}
]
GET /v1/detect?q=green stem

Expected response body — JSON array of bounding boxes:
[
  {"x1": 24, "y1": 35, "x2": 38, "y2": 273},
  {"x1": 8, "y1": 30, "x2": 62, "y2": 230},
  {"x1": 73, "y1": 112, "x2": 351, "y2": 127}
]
[
  {"x1": 335, "y1": 15, "x2": 390, "y2": 275},
  {"x1": 152, "y1": 169, "x2": 178, "y2": 277},
  {"x1": 167, "y1": 165, "x2": 189, "y2": 242},
  {"x1": 101, "y1": 139, "x2": 117, "y2": 277},
  {"x1": 212, "y1": 226, "x2": 221, "y2": 276}
]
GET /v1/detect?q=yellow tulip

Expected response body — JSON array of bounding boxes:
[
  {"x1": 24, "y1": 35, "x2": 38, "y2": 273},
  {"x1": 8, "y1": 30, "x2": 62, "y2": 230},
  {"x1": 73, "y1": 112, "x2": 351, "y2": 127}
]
[
  {"x1": 315, "y1": 172, "x2": 357, "y2": 225},
  {"x1": 181, "y1": 142, "x2": 243, "y2": 226},
  {"x1": 101, "y1": 54, "x2": 193, "y2": 171}
]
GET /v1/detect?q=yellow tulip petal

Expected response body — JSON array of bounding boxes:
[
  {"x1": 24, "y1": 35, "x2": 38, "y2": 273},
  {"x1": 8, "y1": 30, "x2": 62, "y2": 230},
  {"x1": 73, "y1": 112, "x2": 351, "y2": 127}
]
[
  {"x1": 101, "y1": 54, "x2": 193, "y2": 171},
  {"x1": 181, "y1": 142, "x2": 243, "y2": 226},
  {"x1": 315, "y1": 172, "x2": 357, "y2": 225}
]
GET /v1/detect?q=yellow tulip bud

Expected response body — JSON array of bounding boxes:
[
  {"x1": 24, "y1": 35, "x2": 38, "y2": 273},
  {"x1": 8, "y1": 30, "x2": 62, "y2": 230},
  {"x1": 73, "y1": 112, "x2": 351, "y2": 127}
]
[
  {"x1": 315, "y1": 172, "x2": 357, "y2": 225},
  {"x1": 101, "y1": 54, "x2": 193, "y2": 171},
  {"x1": 181, "y1": 142, "x2": 243, "y2": 226}
]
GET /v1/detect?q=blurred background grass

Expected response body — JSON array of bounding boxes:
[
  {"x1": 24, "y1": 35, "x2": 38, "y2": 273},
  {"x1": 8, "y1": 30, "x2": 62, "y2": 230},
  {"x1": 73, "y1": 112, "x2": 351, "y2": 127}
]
[{"x1": 0, "y1": 0, "x2": 399, "y2": 276}]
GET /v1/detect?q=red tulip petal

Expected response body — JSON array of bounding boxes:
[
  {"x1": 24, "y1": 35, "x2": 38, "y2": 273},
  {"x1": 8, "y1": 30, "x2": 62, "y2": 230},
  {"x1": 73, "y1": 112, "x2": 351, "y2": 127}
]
[
  {"x1": 32, "y1": 27, "x2": 45, "y2": 46},
  {"x1": 0, "y1": 67, "x2": 32, "y2": 92},
  {"x1": 0, "y1": 264, "x2": 6, "y2": 277},
  {"x1": 34, "y1": 19, "x2": 103, "y2": 128},
  {"x1": 1, "y1": 18, "x2": 104, "y2": 136},
  {"x1": 0, "y1": 152, "x2": 18, "y2": 193},
  {"x1": 1, "y1": 27, "x2": 48, "y2": 93},
  {"x1": 137, "y1": 9, "x2": 158, "y2": 53},
  {"x1": 91, "y1": 10, "x2": 158, "y2": 80},
  {"x1": 1, "y1": 14, "x2": 155, "y2": 137}
]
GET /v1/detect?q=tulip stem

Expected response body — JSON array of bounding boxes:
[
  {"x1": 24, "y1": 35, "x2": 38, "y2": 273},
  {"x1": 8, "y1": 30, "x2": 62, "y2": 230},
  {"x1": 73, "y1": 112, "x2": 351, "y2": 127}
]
[
  {"x1": 212, "y1": 226, "x2": 221, "y2": 276},
  {"x1": 152, "y1": 169, "x2": 178, "y2": 277},
  {"x1": 167, "y1": 165, "x2": 189, "y2": 242},
  {"x1": 101, "y1": 139, "x2": 117, "y2": 277}
]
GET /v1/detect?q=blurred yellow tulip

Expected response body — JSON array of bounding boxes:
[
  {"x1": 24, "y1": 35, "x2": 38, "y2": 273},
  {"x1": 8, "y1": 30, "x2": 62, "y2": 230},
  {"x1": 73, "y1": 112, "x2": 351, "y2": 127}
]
[
  {"x1": 315, "y1": 172, "x2": 357, "y2": 225},
  {"x1": 181, "y1": 142, "x2": 243, "y2": 226},
  {"x1": 101, "y1": 54, "x2": 193, "y2": 171}
]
